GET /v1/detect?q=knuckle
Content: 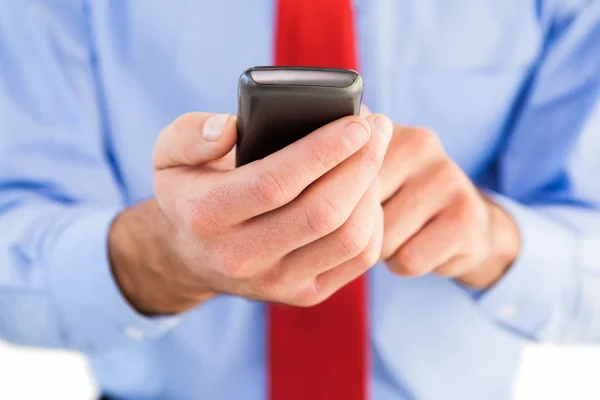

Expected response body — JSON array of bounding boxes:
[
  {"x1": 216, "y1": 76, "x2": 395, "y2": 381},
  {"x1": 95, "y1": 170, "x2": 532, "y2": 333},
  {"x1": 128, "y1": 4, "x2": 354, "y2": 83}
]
[
  {"x1": 452, "y1": 195, "x2": 478, "y2": 224},
  {"x1": 336, "y1": 222, "x2": 371, "y2": 259},
  {"x1": 185, "y1": 198, "x2": 220, "y2": 237},
  {"x1": 290, "y1": 281, "x2": 325, "y2": 307},
  {"x1": 304, "y1": 194, "x2": 347, "y2": 236},
  {"x1": 247, "y1": 170, "x2": 290, "y2": 207},
  {"x1": 152, "y1": 136, "x2": 169, "y2": 168},
  {"x1": 366, "y1": 236, "x2": 383, "y2": 265},
  {"x1": 394, "y1": 247, "x2": 426, "y2": 277},
  {"x1": 357, "y1": 246, "x2": 380, "y2": 270},
  {"x1": 472, "y1": 199, "x2": 490, "y2": 226},
  {"x1": 435, "y1": 261, "x2": 462, "y2": 277},
  {"x1": 154, "y1": 113, "x2": 198, "y2": 168},
  {"x1": 216, "y1": 252, "x2": 254, "y2": 280},
  {"x1": 413, "y1": 127, "x2": 442, "y2": 153},
  {"x1": 170, "y1": 112, "x2": 198, "y2": 135},
  {"x1": 381, "y1": 237, "x2": 396, "y2": 261},
  {"x1": 221, "y1": 260, "x2": 252, "y2": 280},
  {"x1": 433, "y1": 161, "x2": 459, "y2": 187},
  {"x1": 258, "y1": 271, "x2": 285, "y2": 300}
]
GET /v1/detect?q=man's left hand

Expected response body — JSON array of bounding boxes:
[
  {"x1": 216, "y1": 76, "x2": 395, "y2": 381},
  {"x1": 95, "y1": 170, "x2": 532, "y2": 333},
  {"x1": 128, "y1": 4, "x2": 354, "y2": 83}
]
[{"x1": 379, "y1": 123, "x2": 521, "y2": 289}]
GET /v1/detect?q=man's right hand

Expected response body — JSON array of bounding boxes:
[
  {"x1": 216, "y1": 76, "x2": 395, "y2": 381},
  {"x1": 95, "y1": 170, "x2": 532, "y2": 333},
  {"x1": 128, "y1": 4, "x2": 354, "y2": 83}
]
[{"x1": 109, "y1": 111, "x2": 393, "y2": 315}]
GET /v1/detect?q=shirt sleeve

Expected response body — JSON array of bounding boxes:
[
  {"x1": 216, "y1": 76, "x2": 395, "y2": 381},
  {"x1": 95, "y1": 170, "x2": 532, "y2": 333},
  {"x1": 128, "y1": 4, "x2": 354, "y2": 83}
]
[
  {"x1": 0, "y1": 1, "x2": 179, "y2": 352},
  {"x1": 471, "y1": 1, "x2": 600, "y2": 343}
]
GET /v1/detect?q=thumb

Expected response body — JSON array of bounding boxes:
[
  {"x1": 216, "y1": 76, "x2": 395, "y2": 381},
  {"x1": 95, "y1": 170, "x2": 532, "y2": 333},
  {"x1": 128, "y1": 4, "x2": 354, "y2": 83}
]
[{"x1": 153, "y1": 112, "x2": 237, "y2": 170}]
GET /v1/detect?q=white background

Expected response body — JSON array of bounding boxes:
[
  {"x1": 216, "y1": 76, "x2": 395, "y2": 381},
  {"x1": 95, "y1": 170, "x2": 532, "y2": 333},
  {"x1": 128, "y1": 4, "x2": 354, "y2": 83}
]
[{"x1": 1, "y1": 341, "x2": 599, "y2": 399}]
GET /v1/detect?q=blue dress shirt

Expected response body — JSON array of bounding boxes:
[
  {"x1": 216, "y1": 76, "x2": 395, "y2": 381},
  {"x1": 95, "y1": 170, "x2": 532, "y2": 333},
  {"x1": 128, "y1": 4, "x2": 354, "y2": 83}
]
[{"x1": 1, "y1": 1, "x2": 600, "y2": 399}]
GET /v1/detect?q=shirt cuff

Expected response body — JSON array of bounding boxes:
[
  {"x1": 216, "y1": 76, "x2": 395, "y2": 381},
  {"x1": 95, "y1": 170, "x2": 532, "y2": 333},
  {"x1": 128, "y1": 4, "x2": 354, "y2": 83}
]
[
  {"x1": 473, "y1": 193, "x2": 577, "y2": 339},
  {"x1": 47, "y1": 208, "x2": 180, "y2": 352}
]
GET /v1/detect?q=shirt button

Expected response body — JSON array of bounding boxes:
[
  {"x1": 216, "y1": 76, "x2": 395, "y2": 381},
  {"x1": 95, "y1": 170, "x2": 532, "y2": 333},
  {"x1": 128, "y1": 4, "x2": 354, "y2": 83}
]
[
  {"x1": 124, "y1": 326, "x2": 145, "y2": 341},
  {"x1": 498, "y1": 304, "x2": 518, "y2": 320}
]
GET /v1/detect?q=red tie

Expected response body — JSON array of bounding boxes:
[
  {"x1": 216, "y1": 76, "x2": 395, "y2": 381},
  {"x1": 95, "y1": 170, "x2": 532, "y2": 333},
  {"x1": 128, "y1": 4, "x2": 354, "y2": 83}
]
[{"x1": 268, "y1": 1, "x2": 368, "y2": 400}]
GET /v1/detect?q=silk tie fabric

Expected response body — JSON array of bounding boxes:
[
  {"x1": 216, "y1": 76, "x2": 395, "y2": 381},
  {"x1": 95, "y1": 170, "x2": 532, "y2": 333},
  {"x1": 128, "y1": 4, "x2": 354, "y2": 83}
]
[{"x1": 269, "y1": 1, "x2": 368, "y2": 399}]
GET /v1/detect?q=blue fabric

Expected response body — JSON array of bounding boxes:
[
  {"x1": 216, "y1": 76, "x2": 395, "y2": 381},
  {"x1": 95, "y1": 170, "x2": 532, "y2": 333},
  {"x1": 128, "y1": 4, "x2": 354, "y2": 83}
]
[{"x1": 1, "y1": 1, "x2": 600, "y2": 399}]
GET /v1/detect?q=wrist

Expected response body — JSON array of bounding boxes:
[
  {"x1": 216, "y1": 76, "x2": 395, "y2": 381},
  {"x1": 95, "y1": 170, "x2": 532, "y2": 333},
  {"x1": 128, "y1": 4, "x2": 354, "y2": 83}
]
[
  {"x1": 487, "y1": 197, "x2": 521, "y2": 268},
  {"x1": 108, "y1": 199, "x2": 216, "y2": 315},
  {"x1": 457, "y1": 194, "x2": 521, "y2": 289}
]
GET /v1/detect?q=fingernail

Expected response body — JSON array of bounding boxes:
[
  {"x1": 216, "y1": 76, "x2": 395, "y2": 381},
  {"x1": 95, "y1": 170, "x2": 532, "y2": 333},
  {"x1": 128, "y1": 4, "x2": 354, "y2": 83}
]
[
  {"x1": 203, "y1": 114, "x2": 231, "y2": 141},
  {"x1": 344, "y1": 121, "x2": 371, "y2": 148},
  {"x1": 371, "y1": 115, "x2": 393, "y2": 140}
]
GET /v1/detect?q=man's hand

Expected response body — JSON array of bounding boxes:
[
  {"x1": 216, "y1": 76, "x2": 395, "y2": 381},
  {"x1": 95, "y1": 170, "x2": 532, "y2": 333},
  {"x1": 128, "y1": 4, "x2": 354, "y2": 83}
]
[
  {"x1": 378, "y1": 124, "x2": 521, "y2": 289},
  {"x1": 109, "y1": 112, "x2": 393, "y2": 315}
]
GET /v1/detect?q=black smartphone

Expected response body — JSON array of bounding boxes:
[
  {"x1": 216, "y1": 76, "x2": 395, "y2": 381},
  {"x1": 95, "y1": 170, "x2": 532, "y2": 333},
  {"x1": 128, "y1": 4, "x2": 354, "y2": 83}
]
[{"x1": 235, "y1": 66, "x2": 364, "y2": 167}]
